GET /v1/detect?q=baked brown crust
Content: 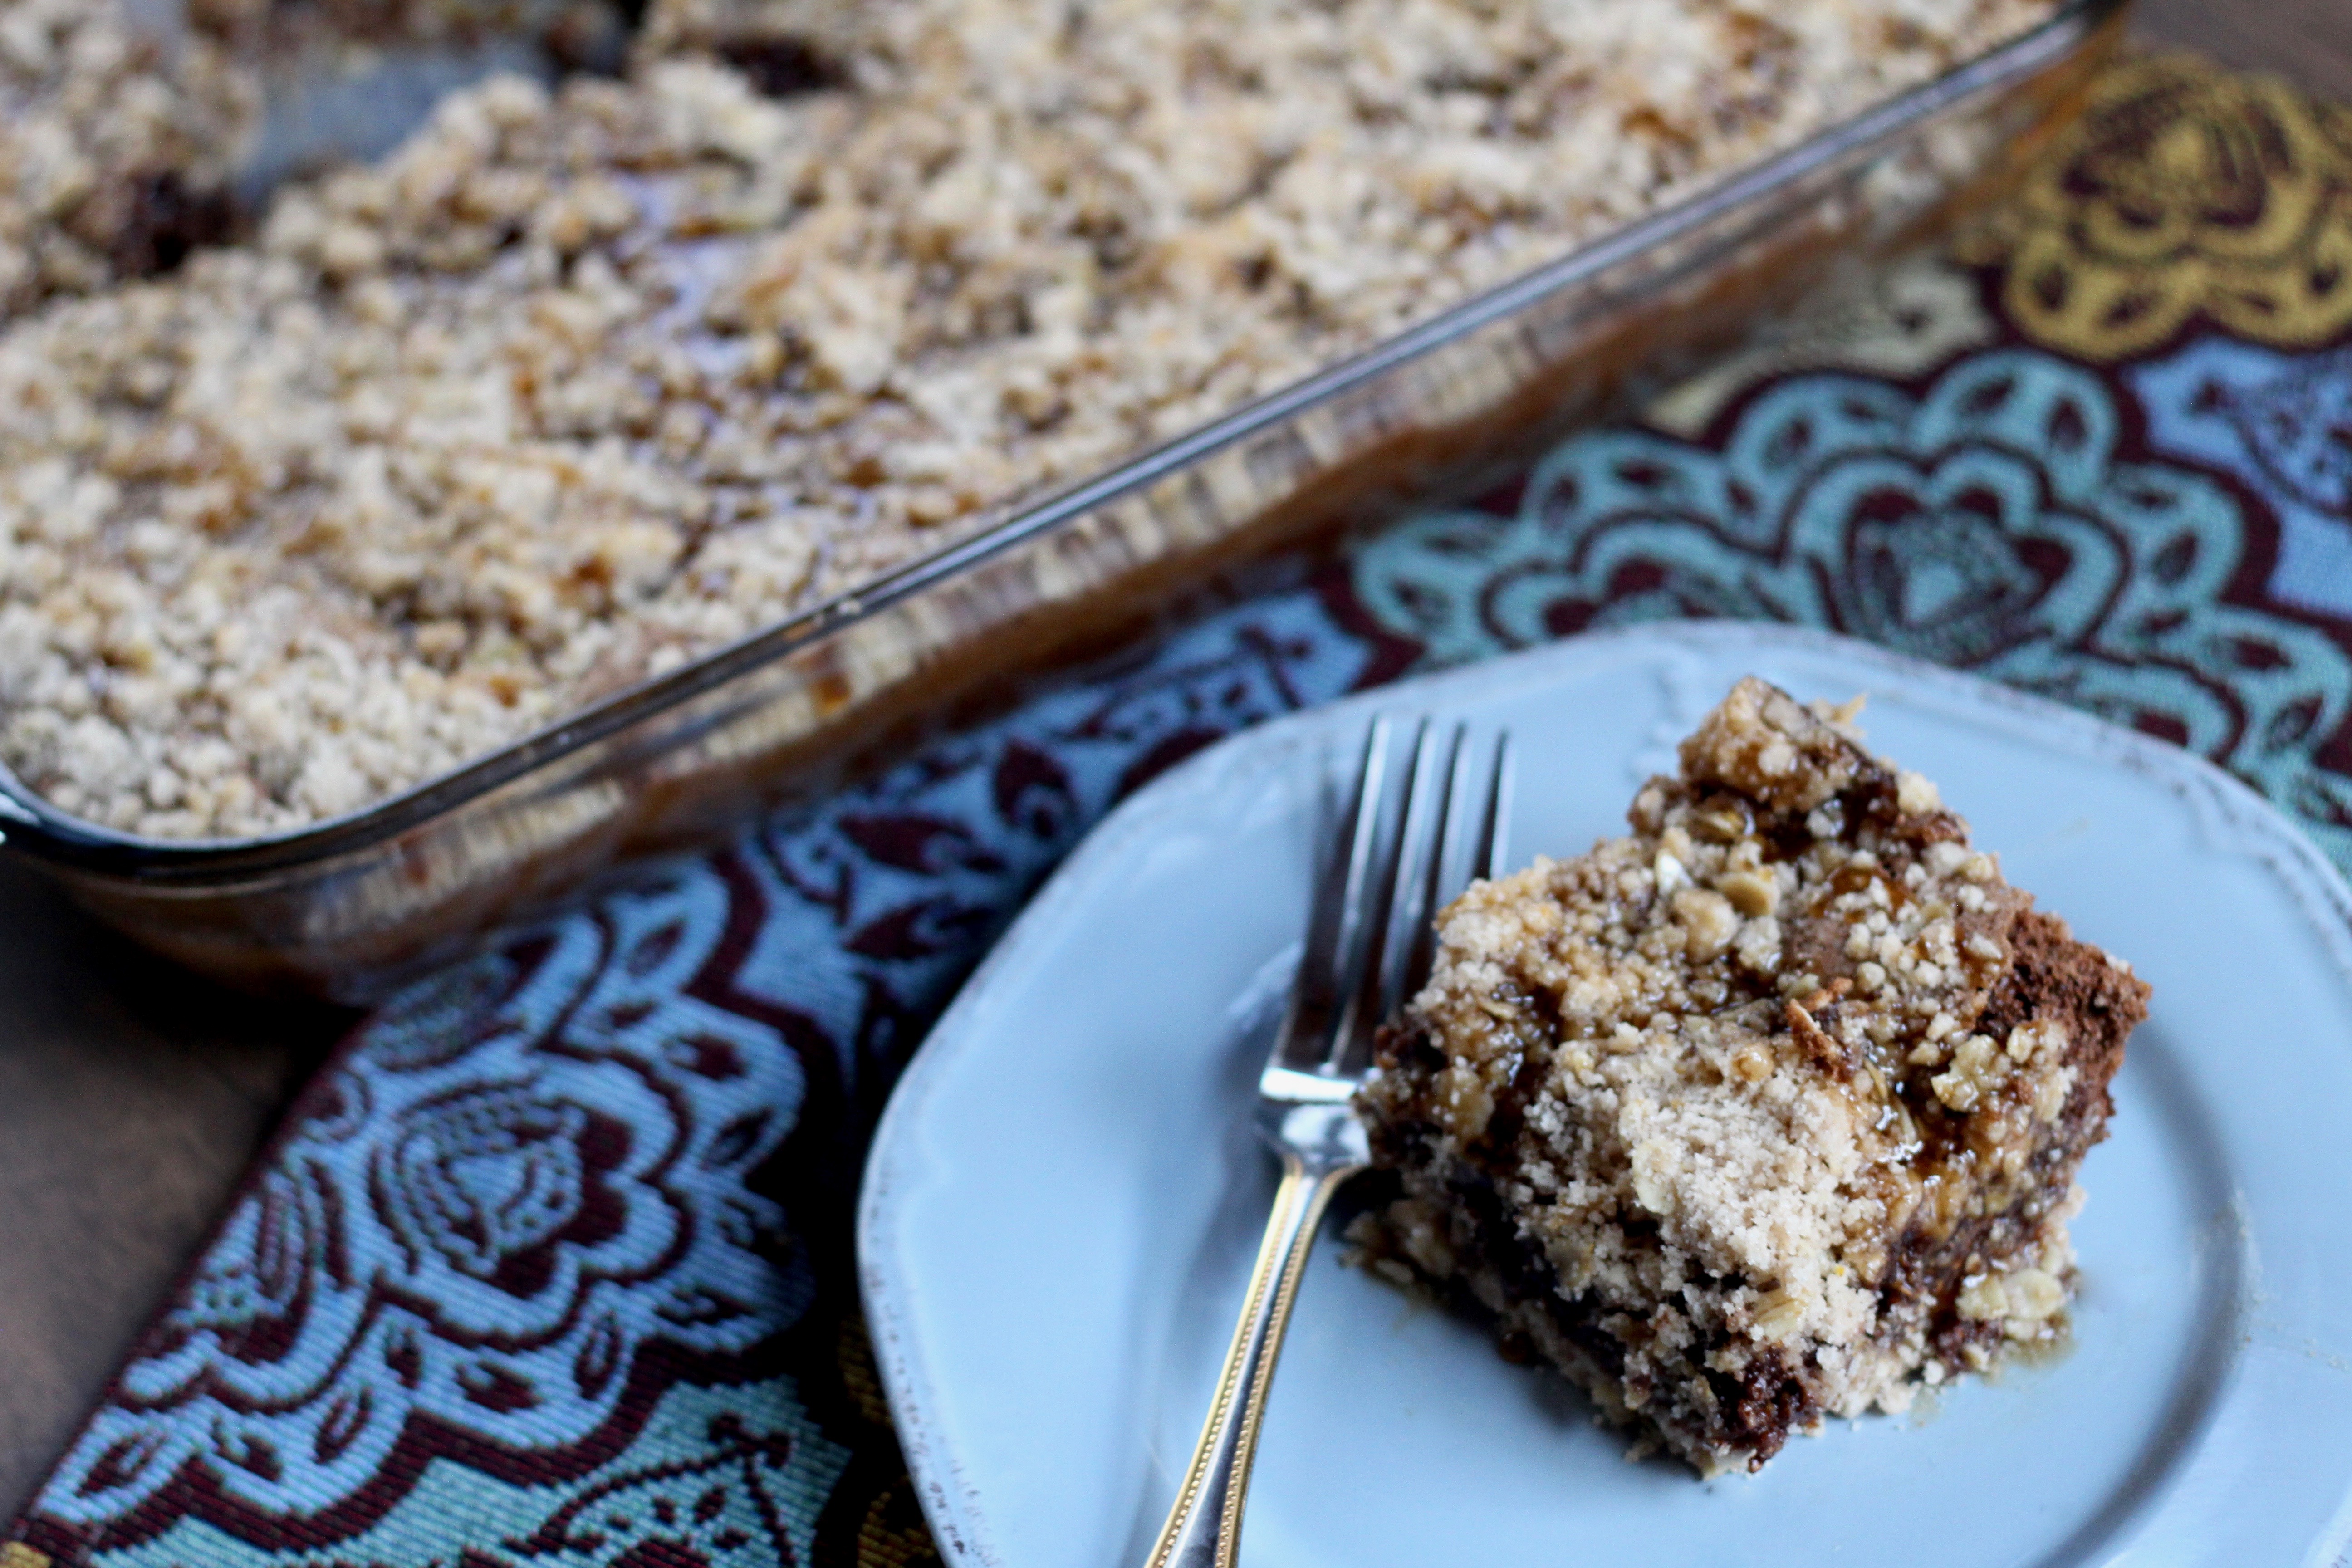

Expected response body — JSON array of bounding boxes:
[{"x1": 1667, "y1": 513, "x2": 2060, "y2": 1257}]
[{"x1": 1352, "y1": 677, "x2": 2149, "y2": 1473}]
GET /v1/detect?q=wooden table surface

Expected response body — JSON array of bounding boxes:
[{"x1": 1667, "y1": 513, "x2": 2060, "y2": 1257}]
[{"x1": 0, "y1": 0, "x2": 2347, "y2": 1525}]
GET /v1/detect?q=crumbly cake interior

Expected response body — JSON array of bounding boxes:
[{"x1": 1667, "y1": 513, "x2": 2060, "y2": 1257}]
[
  {"x1": 0, "y1": 0, "x2": 2058, "y2": 838},
  {"x1": 0, "y1": 0, "x2": 255, "y2": 319},
  {"x1": 1353, "y1": 677, "x2": 2149, "y2": 1474},
  {"x1": 0, "y1": 0, "x2": 617, "y2": 327}
]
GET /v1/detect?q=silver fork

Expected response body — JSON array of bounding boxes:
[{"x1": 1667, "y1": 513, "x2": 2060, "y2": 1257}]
[{"x1": 1143, "y1": 716, "x2": 1513, "y2": 1568}]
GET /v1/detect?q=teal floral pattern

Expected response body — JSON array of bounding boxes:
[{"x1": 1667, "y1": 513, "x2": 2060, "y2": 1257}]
[
  {"x1": 1354, "y1": 349, "x2": 2352, "y2": 863},
  {"x1": 2134, "y1": 339, "x2": 2352, "y2": 619}
]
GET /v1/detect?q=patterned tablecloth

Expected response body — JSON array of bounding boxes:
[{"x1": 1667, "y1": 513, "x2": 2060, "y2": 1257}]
[{"x1": 8, "y1": 49, "x2": 2352, "y2": 1568}]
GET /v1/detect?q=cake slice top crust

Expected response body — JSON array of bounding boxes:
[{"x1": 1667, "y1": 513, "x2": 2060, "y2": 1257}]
[{"x1": 1394, "y1": 677, "x2": 2149, "y2": 1357}]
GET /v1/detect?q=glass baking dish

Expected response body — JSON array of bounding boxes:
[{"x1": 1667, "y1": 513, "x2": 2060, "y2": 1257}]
[{"x1": 0, "y1": 0, "x2": 2128, "y2": 999}]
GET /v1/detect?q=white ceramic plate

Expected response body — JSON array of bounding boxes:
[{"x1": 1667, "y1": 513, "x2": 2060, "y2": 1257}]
[{"x1": 859, "y1": 623, "x2": 2352, "y2": 1568}]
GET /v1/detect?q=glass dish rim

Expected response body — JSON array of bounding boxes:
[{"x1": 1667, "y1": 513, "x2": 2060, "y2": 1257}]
[{"x1": 0, "y1": 0, "x2": 2123, "y2": 882}]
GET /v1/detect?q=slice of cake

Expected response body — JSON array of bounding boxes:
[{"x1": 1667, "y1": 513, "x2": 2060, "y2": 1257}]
[{"x1": 1353, "y1": 676, "x2": 2149, "y2": 1474}]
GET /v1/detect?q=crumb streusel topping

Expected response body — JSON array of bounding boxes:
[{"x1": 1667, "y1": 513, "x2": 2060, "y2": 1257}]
[
  {"x1": 1, "y1": 0, "x2": 2058, "y2": 838},
  {"x1": 1355, "y1": 677, "x2": 2148, "y2": 1471}
]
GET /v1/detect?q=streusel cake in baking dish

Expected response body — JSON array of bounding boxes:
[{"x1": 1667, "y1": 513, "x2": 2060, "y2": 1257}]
[
  {"x1": 1353, "y1": 678, "x2": 2149, "y2": 1473},
  {"x1": 0, "y1": 0, "x2": 2060, "y2": 839}
]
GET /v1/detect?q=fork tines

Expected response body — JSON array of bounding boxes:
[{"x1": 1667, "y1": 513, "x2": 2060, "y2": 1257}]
[{"x1": 1270, "y1": 717, "x2": 1513, "y2": 1089}]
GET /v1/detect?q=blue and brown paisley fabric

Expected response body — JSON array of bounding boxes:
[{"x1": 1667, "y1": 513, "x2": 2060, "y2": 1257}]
[
  {"x1": 1355, "y1": 347, "x2": 2352, "y2": 862},
  {"x1": 10, "y1": 48, "x2": 2352, "y2": 1568},
  {"x1": 1960, "y1": 53, "x2": 2352, "y2": 358}
]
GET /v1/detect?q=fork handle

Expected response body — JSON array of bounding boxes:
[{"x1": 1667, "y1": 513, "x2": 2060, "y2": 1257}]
[{"x1": 1143, "y1": 1152, "x2": 1362, "y2": 1568}]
